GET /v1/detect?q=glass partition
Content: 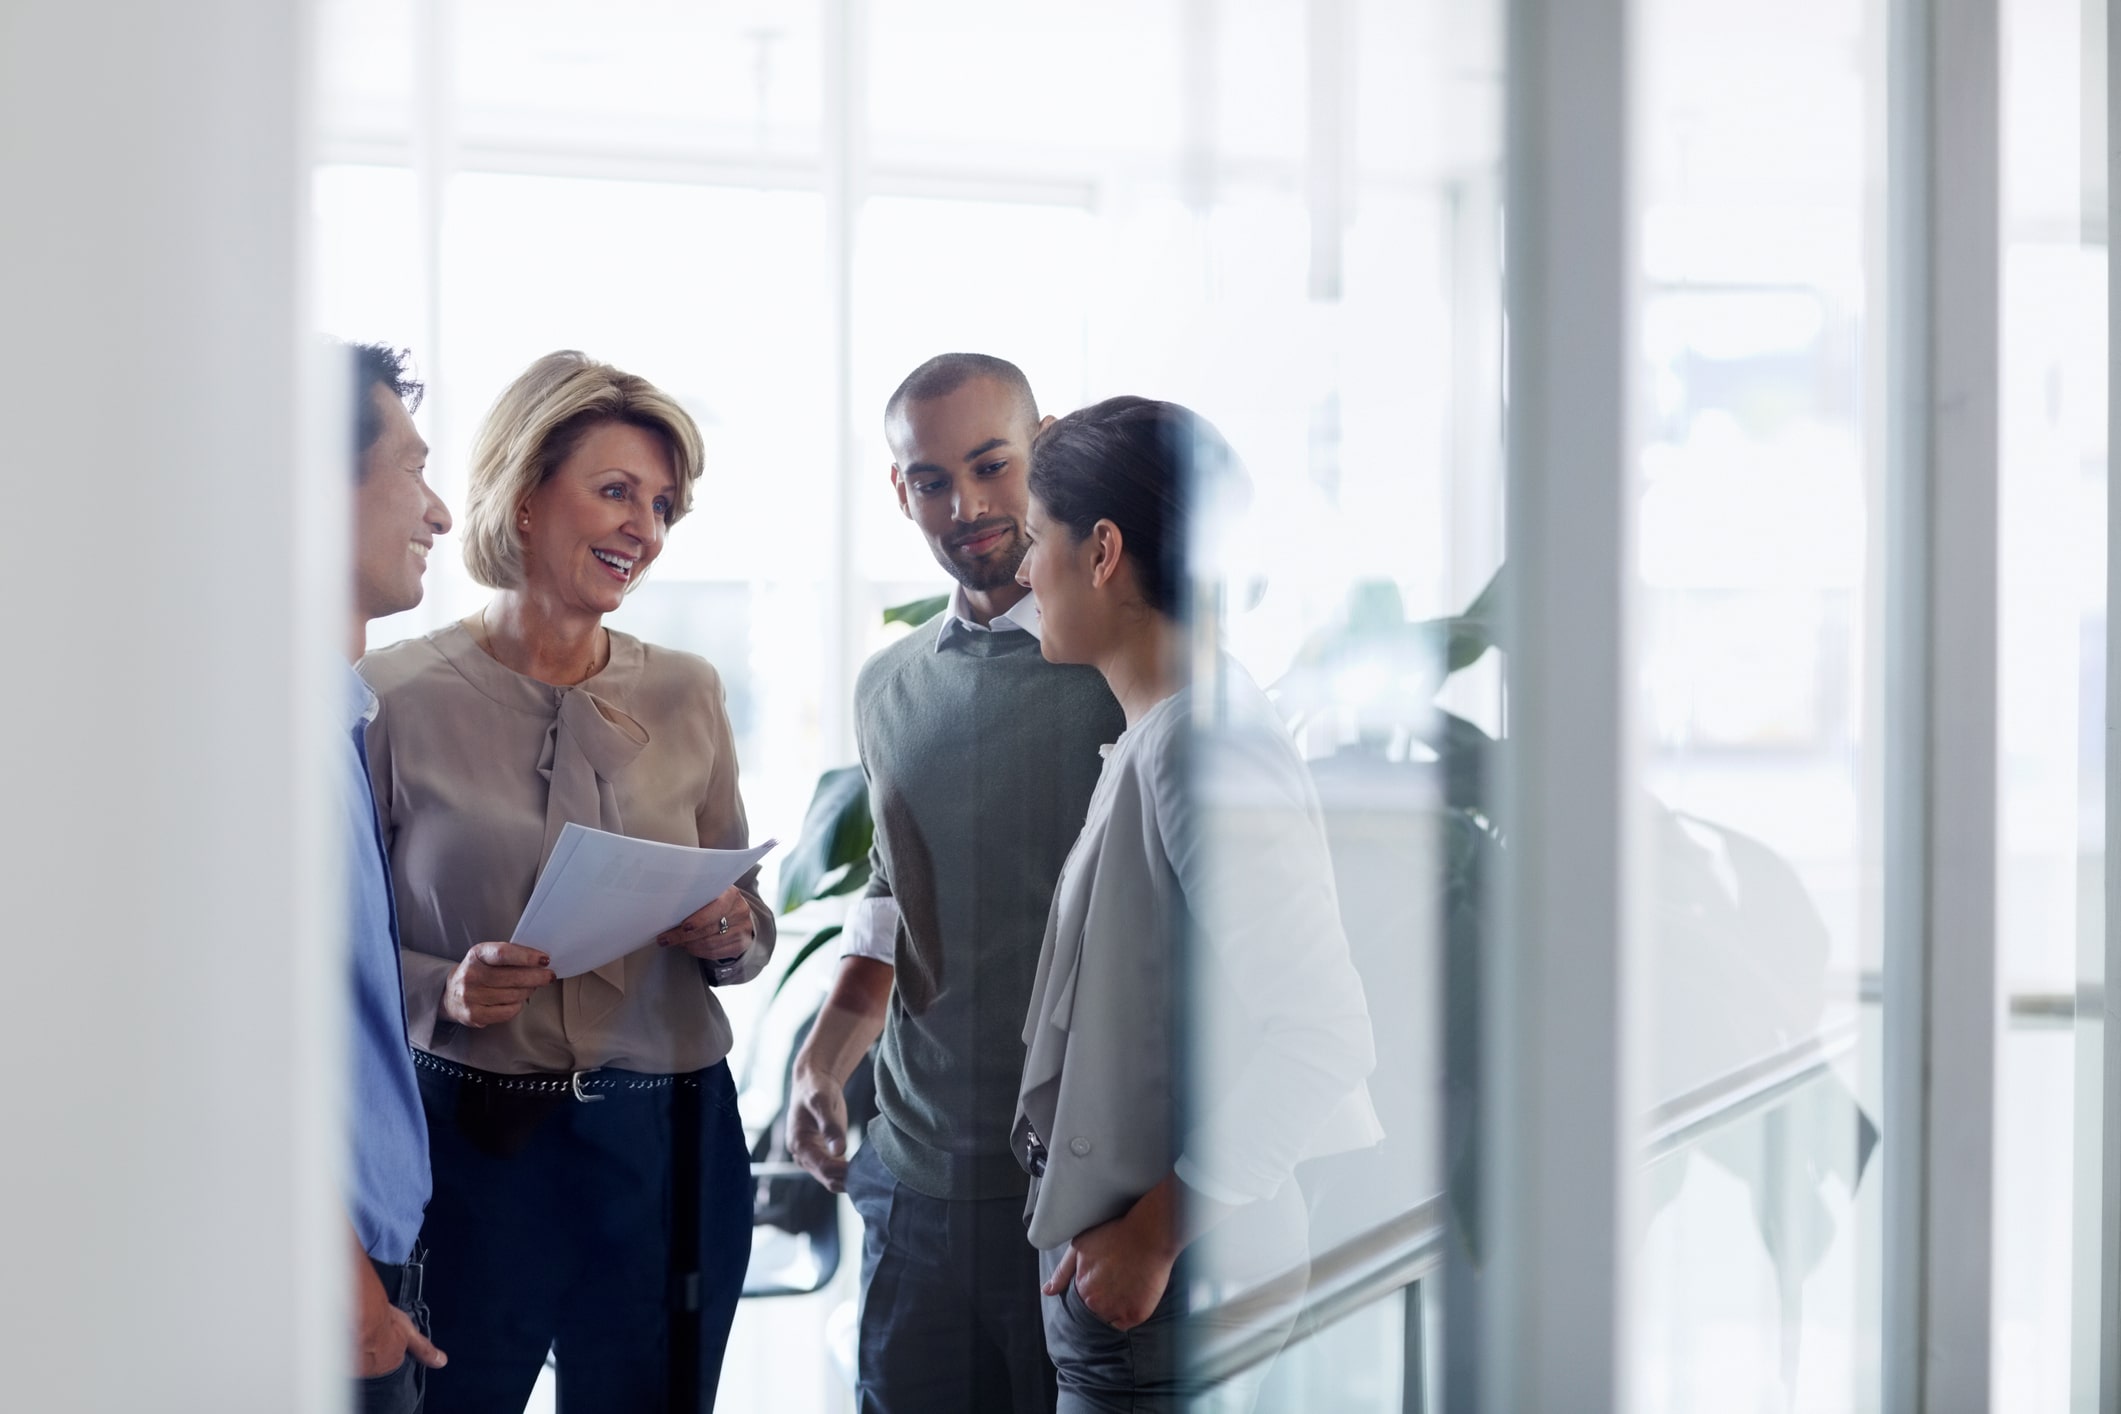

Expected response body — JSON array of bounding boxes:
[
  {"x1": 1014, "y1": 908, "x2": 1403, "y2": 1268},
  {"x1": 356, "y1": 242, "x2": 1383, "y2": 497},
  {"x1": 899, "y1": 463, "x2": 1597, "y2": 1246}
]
[
  {"x1": 305, "y1": 1, "x2": 2121, "y2": 1410},
  {"x1": 1630, "y1": 2, "x2": 1889, "y2": 1408},
  {"x1": 1996, "y1": 0, "x2": 2108, "y2": 1408},
  {"x1": 312, "y1": 2, "x2": 1503, "y2": 1410}
]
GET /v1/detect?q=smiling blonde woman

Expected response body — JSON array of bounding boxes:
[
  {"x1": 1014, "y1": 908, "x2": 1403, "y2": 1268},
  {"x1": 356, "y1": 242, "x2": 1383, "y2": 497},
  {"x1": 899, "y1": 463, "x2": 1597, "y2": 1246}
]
[{"x1": 358, "y1": 350, "x2": 774, "y2": 1413}]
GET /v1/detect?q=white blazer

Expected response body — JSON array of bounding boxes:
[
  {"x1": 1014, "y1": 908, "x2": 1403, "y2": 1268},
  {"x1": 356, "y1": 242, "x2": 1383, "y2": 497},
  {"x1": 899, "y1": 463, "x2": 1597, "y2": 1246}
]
[{"x1": 1014, "y1": 661, "x2": 1383, "y2": 1252}]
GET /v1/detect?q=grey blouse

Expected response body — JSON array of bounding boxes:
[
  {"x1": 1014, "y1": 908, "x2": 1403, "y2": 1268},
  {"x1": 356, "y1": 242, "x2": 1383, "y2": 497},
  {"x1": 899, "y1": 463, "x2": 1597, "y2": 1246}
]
[
  {"x1": 359, "y1": 621, "x2": 774, "y2": 1076},
  {"x1": 1015, "y1": 662, "x2": 1381, "y2": 1251}
]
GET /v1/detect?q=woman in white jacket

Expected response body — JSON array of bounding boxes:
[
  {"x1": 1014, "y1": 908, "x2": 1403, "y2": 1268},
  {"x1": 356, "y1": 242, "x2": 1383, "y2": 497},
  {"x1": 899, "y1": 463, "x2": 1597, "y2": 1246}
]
[{"x1": 1010, "y1": 397, "x2": 1383, "y2": 1412}]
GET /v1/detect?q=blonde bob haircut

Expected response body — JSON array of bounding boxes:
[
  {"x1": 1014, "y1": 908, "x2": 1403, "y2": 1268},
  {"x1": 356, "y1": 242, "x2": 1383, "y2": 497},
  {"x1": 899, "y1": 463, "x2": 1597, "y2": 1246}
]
[{"x1": 461, "y1": 350, "x2": 705, "y2": 591}]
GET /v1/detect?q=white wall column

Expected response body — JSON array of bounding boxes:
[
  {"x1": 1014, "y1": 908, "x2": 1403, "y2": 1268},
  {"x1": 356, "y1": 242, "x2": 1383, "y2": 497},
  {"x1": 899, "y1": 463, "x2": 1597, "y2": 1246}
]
[
  {"x1": 2093, "y1": 0, "x2": 2121, "y2": 1406},
  {"x1": 1481, "y1": 0, "x2": 1642, "y2": 1410},
  {"x1": 821, "y1": 0, "x2": 870, "y2": 764},
  {"x1": 0, "y1": 1, "x2": 336, "y2": 1410},
  {"x1": 1880, "y1": 0, "x2": 2003, "y2": 1409},
  {"x1": 410, "y1": 0, "x2": 460, "y2": 490}
]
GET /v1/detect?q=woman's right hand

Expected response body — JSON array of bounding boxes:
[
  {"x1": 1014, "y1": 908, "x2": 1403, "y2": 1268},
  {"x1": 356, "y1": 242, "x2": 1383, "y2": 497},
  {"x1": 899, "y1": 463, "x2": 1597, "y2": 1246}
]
[{"x1": 441, "y1": 942, "x2": 556, "y2": 1028}]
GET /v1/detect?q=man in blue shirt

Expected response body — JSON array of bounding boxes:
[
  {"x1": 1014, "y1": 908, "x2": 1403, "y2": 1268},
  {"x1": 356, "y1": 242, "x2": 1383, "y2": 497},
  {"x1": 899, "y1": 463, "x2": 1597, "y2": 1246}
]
[{"x1": 342, "y1": 342, "x2": 454, "y2": 1412}]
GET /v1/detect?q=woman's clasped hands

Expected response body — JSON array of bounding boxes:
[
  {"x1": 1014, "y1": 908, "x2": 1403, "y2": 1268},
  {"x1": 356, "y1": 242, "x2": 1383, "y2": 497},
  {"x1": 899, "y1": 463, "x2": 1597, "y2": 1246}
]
[
  {"x1": 655, "y1": 882, "x2": 756, "y2": 964},
  {"x1": 441, "y1": 942, "x2": 556, "y2": 1028},
  {"x1": 441, "y1": 881, "x2": 754, "y2": 1031}
]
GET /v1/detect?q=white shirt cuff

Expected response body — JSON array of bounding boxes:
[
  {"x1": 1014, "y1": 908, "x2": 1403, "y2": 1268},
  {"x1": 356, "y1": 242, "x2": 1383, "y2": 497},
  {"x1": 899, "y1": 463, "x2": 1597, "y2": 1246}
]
[
  {"x1": 842, "y1": 896, "x2": 900, "y2": 964},
  {"x1": 1174, "y1": 1154, "x2": 1261, "y2": 1208}
]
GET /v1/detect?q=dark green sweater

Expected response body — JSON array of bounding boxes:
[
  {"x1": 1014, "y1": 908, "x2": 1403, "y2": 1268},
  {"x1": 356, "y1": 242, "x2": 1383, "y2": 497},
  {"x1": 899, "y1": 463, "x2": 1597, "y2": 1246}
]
[{"x1": 854, "y1": 617, "x2": 1123, "y2": 1200}]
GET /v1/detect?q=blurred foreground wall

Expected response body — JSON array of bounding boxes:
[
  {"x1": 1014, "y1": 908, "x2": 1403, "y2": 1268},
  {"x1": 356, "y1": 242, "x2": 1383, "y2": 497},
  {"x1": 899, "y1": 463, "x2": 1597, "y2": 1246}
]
[{"x1": 0, "y1": 2, "x2": 338, "y2": 1409}]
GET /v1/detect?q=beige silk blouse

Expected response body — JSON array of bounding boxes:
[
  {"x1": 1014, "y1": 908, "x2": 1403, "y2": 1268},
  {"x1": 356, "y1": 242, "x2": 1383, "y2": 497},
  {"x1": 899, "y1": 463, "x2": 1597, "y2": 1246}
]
[{"x1": 358, "y1": 621, "x2": 775, "y2": 1076}]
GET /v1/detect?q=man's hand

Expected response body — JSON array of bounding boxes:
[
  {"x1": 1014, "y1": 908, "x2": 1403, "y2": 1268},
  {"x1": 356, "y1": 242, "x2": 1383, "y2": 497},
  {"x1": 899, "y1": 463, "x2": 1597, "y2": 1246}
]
[
  {"x1": 783, "y1": 955, "x2": 894, "y2": 1191},
  {"x1": 657, "y1": 884, "x2": 755, "y2": 964},
  {"x1": 353, "y1": 1235, "x2": 445, "y2": 1378},
  {"x1": 441, "y1": 941, "x2": 555, "y2": 1028},
  {"x1": 786, "y1": 1064, "x2": 852, "y2": 1191}
]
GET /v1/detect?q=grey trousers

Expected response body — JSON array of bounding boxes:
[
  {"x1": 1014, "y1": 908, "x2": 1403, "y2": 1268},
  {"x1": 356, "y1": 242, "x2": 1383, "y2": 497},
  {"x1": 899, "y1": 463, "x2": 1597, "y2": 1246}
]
[
  {"x1": 1036, "y1": 1185, "x2": 1310, "y2": 1414},
  {"x1": 846, "y1": 1145, "x2": 1058, "y2": 1414},
  {"x1": 1039, "y1": 1245, "x2": 1196, "y2": 1414}
]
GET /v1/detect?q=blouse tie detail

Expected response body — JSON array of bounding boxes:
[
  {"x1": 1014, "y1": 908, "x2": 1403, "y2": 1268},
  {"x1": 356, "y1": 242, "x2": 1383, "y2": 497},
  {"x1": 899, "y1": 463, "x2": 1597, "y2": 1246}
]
[{"x1": 537, "y1": 686, "x2": 651, "y2": 1028}]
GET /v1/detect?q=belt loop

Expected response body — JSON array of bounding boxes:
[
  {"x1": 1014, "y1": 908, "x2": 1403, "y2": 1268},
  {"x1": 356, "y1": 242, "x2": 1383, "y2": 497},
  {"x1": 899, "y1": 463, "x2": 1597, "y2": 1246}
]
[{"x1": 570, "y1": 1069, "x2": 604, "y2": 1102}]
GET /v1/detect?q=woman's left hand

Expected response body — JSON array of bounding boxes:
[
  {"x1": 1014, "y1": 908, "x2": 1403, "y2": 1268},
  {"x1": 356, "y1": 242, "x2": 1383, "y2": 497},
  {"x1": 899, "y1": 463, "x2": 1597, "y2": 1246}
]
[
  {"x1": 658, "y1": 883, "x2": 755, "y2": 963},
  {"x1": 1044, "y1": 1199, "x2": 1183, "y2": 1331}
]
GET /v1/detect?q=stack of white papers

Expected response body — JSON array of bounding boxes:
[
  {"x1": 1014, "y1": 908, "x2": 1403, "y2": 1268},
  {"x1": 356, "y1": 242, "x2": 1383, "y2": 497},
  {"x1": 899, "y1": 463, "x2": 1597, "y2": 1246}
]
[{"x1": 512, "y1": 822, "x2": 778, "y2": 978}]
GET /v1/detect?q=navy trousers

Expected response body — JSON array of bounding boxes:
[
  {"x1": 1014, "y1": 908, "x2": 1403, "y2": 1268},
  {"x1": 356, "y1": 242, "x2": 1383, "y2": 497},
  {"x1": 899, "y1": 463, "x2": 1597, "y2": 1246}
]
[
  {"x1": 414, "y1": 1061, "x2": 752, "y2": 1414},
  {"x1": 356, "y1": 1246, "x2": 432, "y2": 1414},
  {"x1": 845, "y1": 1144, "x2": 1058, "y2": 1414}
]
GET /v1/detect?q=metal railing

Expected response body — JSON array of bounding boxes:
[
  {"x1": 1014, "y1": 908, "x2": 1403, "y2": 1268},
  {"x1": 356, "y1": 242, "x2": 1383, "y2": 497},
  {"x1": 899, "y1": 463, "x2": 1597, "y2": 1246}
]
[
  {"x1": 1191, "y1": 1015, "x2": 1874, "y2": 1401},
  {"x1": 1144, "y1": 983, "x2": 2086, "y2": 1401},
  {"x1": 1189, "y1": 1198, "x2": 1449, "y2": 1389},
  {"x1": 1643, "y1": 1020, "x2": 1861, "y2": 1162}
]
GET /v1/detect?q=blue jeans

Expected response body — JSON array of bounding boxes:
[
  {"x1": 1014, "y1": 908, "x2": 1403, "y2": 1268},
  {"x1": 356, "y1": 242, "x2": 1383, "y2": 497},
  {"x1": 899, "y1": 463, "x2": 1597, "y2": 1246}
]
[
  {"x1": 414, "y1": 1060, "x2": 752, "y2": 1413},
  {"x1": 846, "y1": 1144, "x2": 1056, "y2": 1414}
]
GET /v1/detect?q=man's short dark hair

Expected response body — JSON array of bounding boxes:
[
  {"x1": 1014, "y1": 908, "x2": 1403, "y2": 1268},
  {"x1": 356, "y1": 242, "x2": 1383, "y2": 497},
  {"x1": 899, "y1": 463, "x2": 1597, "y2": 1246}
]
[
  {"x1": 883, "y1": 352, "x2": 1037, "y2": 433},
  {"x1": 349, "y1": 342, "x2": 424, "y2": 478}
]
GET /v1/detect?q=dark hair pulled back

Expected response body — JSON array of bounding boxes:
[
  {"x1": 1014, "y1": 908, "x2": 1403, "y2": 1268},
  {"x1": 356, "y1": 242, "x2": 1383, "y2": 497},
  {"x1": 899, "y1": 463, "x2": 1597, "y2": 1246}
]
[{"x1": 1028, "y1": 396, "x2": 1246, "y2": 620}]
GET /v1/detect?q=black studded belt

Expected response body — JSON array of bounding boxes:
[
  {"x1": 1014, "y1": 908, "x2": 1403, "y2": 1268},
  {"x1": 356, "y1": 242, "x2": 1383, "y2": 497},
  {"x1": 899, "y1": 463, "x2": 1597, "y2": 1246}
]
[{"x1": 413, "y1": 1049, "x2": 700, "y2": 1103}]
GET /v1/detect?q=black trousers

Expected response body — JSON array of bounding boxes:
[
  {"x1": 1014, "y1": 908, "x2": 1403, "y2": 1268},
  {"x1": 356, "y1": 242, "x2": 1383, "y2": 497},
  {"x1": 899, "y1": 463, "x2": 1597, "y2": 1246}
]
[
  {"x1": 357, "y1": 1245, "x2": 432, "y2": 1414},
  {"x1": 845, "y1": 1144, "x2": 1058, "y2": 1414},
  {"x1": 414, "y1": 1060, "x2": 752, "y2": 1414}
]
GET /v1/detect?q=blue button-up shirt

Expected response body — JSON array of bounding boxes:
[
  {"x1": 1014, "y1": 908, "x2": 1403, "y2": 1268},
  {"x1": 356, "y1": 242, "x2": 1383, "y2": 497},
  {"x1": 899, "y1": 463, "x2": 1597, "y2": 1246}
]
[{"x1": 342, "y1": 664, "x2": 431, "y2": 1261}]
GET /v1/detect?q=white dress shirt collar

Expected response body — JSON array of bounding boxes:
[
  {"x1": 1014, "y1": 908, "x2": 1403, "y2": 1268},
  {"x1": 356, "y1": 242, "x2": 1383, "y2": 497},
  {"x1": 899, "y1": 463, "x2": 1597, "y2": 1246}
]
[{"x1": 933, "y1": 586, "x2": 1043, "y2": 649}]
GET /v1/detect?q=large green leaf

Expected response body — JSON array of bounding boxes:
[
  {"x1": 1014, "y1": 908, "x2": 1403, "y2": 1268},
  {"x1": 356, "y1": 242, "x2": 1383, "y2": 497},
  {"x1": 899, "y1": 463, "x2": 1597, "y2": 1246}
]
[
  {"x1": 1277, "y1": 567, "x2": 1509, "y2": 731},
  {"x1": 1460, "y1": 562, "x2": 1505, "y2": 624},
  {"x1": 778, "y1": 766, "x2": 874, "y2": 913},
  {"x1": 1408, "y1": 565, "x2": 1507, "y2": 676},
  {"x1": 883, "y1": 595, "x2": 950, "y2": 628},
  {"x1": 811, "y1": 858, "x2": 873, "y2": 900},
  {"x1": 770, "y1": 924, "x2": 844, "y2": 1003}
]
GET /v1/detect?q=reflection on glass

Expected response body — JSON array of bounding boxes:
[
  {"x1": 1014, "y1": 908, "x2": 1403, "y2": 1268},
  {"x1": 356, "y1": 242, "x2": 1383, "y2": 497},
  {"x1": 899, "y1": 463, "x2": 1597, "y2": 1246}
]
[
  {"x1": 312, "y1": 2, "x2": 1504, "y2": 1408},
  {"x1": 1996, "y1": 0, "x2": 2107, "y2": 1407},
  {"x1": 1633, "y1": 2, "x2": 1886, "y2": 1410}
]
